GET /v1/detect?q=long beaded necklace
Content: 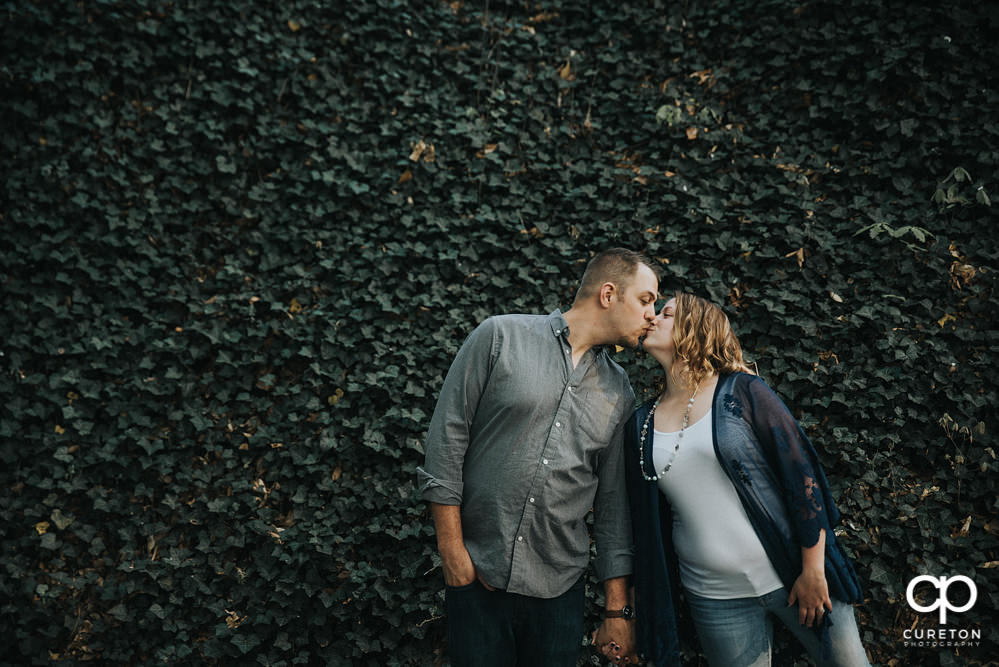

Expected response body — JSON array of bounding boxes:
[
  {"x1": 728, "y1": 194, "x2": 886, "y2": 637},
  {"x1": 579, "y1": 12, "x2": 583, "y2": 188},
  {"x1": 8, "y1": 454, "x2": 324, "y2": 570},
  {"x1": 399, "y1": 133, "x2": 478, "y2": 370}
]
[{"x1": 638, "y1": 381, "x2": 700, "y2": 482}]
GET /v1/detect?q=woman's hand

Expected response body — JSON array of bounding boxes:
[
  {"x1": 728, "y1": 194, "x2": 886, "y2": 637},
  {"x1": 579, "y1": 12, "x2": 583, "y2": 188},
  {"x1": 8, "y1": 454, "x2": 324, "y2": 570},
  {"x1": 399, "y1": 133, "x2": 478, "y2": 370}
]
[
  {"x1": 591, "y1": 618, "x2": 637, "y2": 665},
  {"x1": 788, "y1": 568, "x2": 831, "y2": 628},
  {"x1": 790, "y1": 527, "x2": 831, "y2": 627}
]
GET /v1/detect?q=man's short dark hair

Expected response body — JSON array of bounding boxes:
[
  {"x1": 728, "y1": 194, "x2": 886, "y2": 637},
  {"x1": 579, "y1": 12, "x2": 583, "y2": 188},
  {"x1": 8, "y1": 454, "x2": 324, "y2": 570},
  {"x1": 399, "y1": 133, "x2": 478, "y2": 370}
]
[{"x1": 573, "y1": 248, "x2": 659, "y2": 304}]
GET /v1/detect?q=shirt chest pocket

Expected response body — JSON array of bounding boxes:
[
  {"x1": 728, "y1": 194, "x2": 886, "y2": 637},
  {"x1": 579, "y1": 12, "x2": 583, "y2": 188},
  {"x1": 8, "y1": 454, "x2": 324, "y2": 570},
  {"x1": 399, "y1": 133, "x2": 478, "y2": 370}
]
[{"x1": 577, "y1": 391, "x2": 618, "y2": 444}]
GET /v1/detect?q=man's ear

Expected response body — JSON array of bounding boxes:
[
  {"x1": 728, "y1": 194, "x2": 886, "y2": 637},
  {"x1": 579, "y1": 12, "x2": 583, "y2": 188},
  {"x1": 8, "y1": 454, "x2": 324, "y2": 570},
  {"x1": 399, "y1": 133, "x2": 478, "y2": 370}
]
[{"x1": 598, "y1": 282, "x2": 616, "y2": 309}]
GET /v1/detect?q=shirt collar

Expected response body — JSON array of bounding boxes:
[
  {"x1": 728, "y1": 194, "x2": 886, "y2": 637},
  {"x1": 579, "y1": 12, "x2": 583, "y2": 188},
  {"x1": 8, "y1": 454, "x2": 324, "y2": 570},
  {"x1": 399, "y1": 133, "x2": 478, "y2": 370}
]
[
  {"x1": 547, "y1": 309, "x2": 607, "y2": 358},
  {"x1": 547, "y1": 309, "x2": 569, "y2": 339}
]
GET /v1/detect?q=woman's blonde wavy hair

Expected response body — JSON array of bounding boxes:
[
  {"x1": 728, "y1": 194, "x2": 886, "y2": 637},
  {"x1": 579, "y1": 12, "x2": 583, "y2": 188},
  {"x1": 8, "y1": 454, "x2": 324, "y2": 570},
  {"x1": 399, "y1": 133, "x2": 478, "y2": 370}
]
[{"x1": 656, "y1": 292, "x2": 754, "y2": 394}]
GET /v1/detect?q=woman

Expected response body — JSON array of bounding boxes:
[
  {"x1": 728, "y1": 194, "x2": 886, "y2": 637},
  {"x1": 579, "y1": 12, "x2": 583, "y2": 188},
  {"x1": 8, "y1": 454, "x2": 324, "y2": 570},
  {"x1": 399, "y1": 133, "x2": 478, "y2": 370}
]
[{"x1": 624, "y1": 293, "x2": 869, "y2": 667}]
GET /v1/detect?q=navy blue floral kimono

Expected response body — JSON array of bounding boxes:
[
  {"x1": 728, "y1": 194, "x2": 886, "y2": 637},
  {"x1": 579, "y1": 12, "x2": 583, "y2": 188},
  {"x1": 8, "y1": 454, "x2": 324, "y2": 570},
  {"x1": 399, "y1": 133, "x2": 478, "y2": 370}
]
[{"x1": 624, "y1": 372, "x2": 862, "y2": 667}]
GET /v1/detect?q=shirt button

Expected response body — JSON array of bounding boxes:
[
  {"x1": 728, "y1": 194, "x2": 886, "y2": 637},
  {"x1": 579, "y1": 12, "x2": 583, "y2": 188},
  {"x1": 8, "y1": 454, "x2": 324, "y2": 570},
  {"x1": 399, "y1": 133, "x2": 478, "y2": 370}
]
[
  {"x1": 569, "y1": 386, "x2": 576, "y2": 392},
  {"x1": 542, "y1": 458, "x2": 549, "y2": 465},
  {"x1": 555, "y1": 421, "x2": 561, "y2": 428},
  {"x1": 565, "y1": 349, "x2": 570, "y2": 355},
  {"x1": 517, "y1": 536, "x2": 524, "y2": 542},
  {"x1": 529, "y1": 497, "x2": 535, "y2": 503}
]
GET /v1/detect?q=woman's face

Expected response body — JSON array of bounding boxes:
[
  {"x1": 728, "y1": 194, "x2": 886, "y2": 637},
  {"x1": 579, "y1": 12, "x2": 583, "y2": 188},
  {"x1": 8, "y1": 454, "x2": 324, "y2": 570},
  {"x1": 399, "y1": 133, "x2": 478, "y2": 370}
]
[{"x1": 642, "y1": 297, "x2": 676, "y2": 357}]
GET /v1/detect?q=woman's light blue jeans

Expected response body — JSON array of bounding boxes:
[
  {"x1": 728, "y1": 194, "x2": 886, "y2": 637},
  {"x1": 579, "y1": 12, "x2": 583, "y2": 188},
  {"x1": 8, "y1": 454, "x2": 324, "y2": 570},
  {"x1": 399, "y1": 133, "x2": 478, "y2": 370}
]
[{"x1": 684, "y1": 587, "x2": 870, "y2": 667}]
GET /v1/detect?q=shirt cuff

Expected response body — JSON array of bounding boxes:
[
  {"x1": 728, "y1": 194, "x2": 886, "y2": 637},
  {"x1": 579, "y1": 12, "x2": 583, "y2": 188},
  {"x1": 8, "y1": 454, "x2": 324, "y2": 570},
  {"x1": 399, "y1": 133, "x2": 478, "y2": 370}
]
[
  {"x1": 596, "y1": 549, "x2": 634, "y2": 583},
  {"x1": 416, "y1": 467, "x2": 463, "y2": 505}
]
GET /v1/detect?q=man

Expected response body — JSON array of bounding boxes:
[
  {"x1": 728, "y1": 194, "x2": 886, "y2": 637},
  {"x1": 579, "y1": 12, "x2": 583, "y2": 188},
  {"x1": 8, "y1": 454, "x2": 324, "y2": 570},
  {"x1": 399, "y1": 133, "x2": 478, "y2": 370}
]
[{"x1": 417, "y1": 248, "x2": 659, "y2": 666}]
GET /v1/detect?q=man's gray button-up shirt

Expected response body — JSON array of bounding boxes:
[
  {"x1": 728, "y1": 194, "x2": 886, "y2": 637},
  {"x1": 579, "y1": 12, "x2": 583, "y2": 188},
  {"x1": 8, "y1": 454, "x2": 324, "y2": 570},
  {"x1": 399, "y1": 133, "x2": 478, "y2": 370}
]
[{"x1": 417, "y1": 310, "x2": 635, "y2": 598}]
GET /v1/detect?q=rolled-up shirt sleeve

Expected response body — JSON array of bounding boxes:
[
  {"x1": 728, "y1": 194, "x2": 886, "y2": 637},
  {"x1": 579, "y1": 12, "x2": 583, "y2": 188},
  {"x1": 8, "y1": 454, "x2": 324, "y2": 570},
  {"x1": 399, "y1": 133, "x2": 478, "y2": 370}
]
[
  {"x1": 417, "y1": 318, "x2": 497, "y2": 506},
  {"x1": 592, "y1": 382, "x2": 635, "y2": 582}
]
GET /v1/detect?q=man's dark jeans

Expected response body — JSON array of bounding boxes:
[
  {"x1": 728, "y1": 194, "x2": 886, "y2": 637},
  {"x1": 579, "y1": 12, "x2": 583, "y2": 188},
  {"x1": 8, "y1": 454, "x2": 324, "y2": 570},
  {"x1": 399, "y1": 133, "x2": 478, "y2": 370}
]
[{"x1": 444, "y1": 577, "x2": 585, "y2": 667}]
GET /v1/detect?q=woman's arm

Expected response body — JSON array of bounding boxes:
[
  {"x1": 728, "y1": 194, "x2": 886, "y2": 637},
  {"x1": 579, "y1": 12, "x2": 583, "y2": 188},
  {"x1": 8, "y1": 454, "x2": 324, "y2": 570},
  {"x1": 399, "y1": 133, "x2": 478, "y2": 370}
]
[
  {"x1": 743, "y1": 375, "x2": 834, "y2": 548},
  {"x1": 786, "y1": 527, "x2": 832, "y2": 627}
]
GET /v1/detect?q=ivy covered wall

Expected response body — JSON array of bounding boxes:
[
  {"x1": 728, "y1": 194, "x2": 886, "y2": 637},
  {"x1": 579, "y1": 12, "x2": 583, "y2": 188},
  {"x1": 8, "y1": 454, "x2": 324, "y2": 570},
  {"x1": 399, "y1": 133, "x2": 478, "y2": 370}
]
[{"x1": 1, "y1": 1, "x2": 996, "y2": 665}]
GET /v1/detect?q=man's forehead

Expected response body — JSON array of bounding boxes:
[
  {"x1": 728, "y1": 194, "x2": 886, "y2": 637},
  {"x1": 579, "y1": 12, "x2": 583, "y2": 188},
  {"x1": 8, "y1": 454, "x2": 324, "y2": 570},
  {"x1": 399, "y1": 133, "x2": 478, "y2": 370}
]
[{"x1": 630, "y1": 264, "x2": 659, "y2": 293}]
